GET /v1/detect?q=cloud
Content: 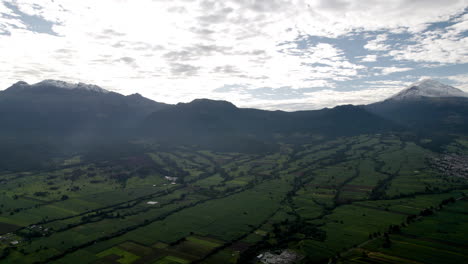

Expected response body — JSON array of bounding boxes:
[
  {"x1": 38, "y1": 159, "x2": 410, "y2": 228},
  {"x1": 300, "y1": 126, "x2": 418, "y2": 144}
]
[
  {"x1": 0, "y1": 0, "x2": 466, "y2": 110},
  {"x1": 163, "y1": 44, "x2": 231, "y2": 62},
  {"x1": 238, "y1": 85, "x2": 407, "y2": 111},
  {"x1": 213, "y1": 65, "x2": 241, "y2": 74},
  {"x1": 364, "y1": 34, "x2": 390, "y2": 51},
  {"x1": 116, "y1": 56, "x2": 138, "y2": 68},
  {"x1": 446, "y1": 73, "x2": 468, "y2": 91},
  {"x1": 101, "y1": 29, "x2": 126, "y2": 37},
  {"x1": 388, "y1": 15, "x2": 468, "y2": 64},
  {"x1": 376, "y1": 66, "x2": 414, "y2": 75},
  {"x1": 360, "y1": 54, "x2": 377, "y2": 62},
  {"x1": 170, "y1": 63, "x2": 201, "y2": 76},
  {"x1": 1, "y1": 1, "x2": 59, "y2": 35}
]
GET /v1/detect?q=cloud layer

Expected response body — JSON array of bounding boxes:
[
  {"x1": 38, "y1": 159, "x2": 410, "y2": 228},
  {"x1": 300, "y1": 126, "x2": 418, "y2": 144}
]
[{"x1": 0, "y1": 0, "x2": 467, "y2": 110}]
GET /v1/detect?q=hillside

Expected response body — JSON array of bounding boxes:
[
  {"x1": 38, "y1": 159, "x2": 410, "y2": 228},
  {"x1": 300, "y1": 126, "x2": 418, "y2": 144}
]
[
  {"x1": 366, "y1": 80, "x2": 468, "y2": 134},
  {"x1": 0, "y1": 79, "x2": 466, "y2": 264}
]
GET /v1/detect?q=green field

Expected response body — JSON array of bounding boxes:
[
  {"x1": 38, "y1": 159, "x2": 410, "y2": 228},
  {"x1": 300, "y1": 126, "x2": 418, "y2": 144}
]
[
  {"x1": 340, "y1": 198, "x2": 468, "y2": 264},
  {"x1": 0, "y1": 134, "x2": 466, "y2": 264}
]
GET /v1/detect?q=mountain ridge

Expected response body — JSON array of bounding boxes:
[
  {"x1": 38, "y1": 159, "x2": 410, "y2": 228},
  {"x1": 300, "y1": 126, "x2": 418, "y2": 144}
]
[
  {"x1": 7, "y1": 79, "x2": 110, "y2": 93},
  {"x1": 0, "y1": 78, "x2": 466, "y2": 170},
  {"x1": 4, "y1": 78, "x2": 467, "y2": 111},
  {"x1": 367, "y1": 79, "x2": 468, "y2": 134},
  {"x1": 0, "y1": 79, "x2": 466, "y2": 142},
  {"x1": 386, "y1": 79, "x2": 468, "y2": 101}
]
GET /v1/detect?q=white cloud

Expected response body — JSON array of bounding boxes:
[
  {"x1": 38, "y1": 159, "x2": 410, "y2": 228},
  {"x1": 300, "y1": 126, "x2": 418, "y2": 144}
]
[
  {"x1": 376, "y1": 66, "x2": 413, "y2": 75},
  {"x1": 364, "y1": 34, "x2": 390, "y2": 51},
  {"x1": 360, "y1": 54, "x2": 377, "y2": 62},
  {"x1": 446, "y1": 74, "x2": 468, "y2": 91},
  {"x1": 389, "y1": 17, "x2": 468, "y2": 64},
  {"x1": 0, "y1": 0, "x2": 466, "y2": 110},
  {"x1": 239, "y1": 85, "x2": 406, "y2": 111}
]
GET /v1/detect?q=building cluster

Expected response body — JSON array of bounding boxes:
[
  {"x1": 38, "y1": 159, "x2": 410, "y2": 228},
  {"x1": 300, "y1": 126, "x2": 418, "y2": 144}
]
[
  {"x1": 164, "y1": 176, "x2": 178, "y2": 183},
  {"x1": 0, "y1": 233, "x2": 19, "y2": 246},
  {"x1": 431, "y1": 154, "x2": 468, "y2": 179},
  {"x1": 258, "y1": 250, "x2": 301, "y2": 264}
]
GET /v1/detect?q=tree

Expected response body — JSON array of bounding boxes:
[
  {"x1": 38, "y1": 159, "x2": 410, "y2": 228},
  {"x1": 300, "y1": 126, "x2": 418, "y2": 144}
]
[{"x1": 382, "y1": 233, "x2": 392, "y2": 248}]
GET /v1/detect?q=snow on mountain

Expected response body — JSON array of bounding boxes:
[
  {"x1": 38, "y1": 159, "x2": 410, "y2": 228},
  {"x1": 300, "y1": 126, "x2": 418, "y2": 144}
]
[
  {"x1": 33, "y1": 79, "x2": 110, "y2": 93},
  {"x1": 8, "y1": 80, "x2": 110, "y2": 93},
  {"x1": 388, "y1": 79, "x2": 468, "y2": 100}
]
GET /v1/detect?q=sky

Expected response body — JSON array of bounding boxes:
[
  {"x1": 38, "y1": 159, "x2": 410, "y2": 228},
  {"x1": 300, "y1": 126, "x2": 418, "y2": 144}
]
[{"x1": 0, "y1": 0, "x2": 467, "y2": 111}]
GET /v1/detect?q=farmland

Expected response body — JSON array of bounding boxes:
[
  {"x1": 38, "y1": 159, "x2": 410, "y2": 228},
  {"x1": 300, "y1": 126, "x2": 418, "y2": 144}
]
[{"x1": 0, "y1": 134, "x2": 466, "y2": 264}]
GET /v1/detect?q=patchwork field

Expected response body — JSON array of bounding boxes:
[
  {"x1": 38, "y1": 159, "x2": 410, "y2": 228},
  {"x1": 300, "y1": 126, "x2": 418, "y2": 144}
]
[
  {"x1": 0, "y1": 134, "x2": 466, "y2": 264},
  {"x1": 340, "y1": 198, "x2": 468, "y2": 264}
]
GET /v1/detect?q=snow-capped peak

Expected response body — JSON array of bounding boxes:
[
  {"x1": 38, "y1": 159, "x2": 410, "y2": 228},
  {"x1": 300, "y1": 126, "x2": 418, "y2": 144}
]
[
  {"x1": 388, "y1": 79, "x2": 468, "y2": 100},
  {"x1": 32, "y1": 79, "x2": 109, "y2": 93}
]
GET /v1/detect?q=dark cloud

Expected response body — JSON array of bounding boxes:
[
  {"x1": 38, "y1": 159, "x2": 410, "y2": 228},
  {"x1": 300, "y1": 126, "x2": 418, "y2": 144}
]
[
  {"x1": 163, "y1": 44, "x2": 231, "y2": 61},
  {"x1": 233, "y1": 0, "x2": 288, "y2": 12},
  {"x1": 91, "y1": 58, "x2": 111, "y2": 64},
  {"x1": 199, "y1": 0, "x2": 216, "y2": 10},
  {"x1": 167, "y1": 6, "x2": 187, "y2": 13},
  {"x1": 317, "y1": 0, "x2": 351, "y2": 10},
  {"x1": 190, "y1": 27, "x2": 215, "y2": 36},
  {"x1": 196, "y1": 44, "x2": 230, "y2": 54},
  {"x1": 112, "y1": 41, "x2": 163, "y2": 51},
  {"x1": 12, "y1": 65, "x2": 58, "y2": 79},
  {"x1": 118, "y1": 57, "x2": 136, "y2": 64},
  {"x1": 198, "y1": 14, "x2": 226, "y2": 24},
  {"x1": 112, "y1": 42, "x2": 125, "y2": 48},
  {"x1": 164, "y1": 50, "x2": 192, "y2": 61},
  {"x1": 102, "y1": 29, "x2": 126, "y2": 37},
  {"x1": 237, "y1": 74, "x2": 269, "y2": 80},
  {"x1": 15, "y1": 69, "x2": 43, "y2": 75},
  {"x1": 152, "y1": 45, "x2": 165, "y2": 51},
  {"x1": 113, "y1": 57, "x2": 139, "y2": 68},
  {"x1": 170, "y1": 63, "x2": 200, "y2": 76},
  {"x1": 249, "y1": 50, "x2": 267, "y2": 55},
  {"x1": 213, "y1": 65, "x2": 240, "y2": 74},
  {"x1": 401, "y1": 0, "x2": 462, "y2": 9},
  {"x1": 219, "y1": 7, "x2": 234, "y2": 15},
  {"x1": 197, "y1": 1, "x2": 235, "y2": 24}
]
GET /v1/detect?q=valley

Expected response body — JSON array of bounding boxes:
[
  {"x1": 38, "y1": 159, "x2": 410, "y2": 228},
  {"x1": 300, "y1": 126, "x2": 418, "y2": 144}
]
[
  {"x1": 1, "y1": 0, "x2": 467, "y2": 262},
  {"x1": 0, "y1": 134, "x2": 466, "y2": 264}
]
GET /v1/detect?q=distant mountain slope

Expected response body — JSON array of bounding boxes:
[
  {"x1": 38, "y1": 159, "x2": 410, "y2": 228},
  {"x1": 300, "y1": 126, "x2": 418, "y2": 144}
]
[
  {"x1": 13, "y1": 79, "x2": 110, "y2": 93},
  {"x1": 366, "y1": 80, "x2": 468, "y2": 134},
  {"x1": 2, "y1": 78, "x2": 466, "y2": 159},
  {"x1": 0, "y1": 80, "x2": 170, "y2": 138},
  {"x1": 142, "y1": 99, "x2": 396, "y2": 151},
  {"x1": 388, "y1": 79, "x2": 468, "y2": 100}
]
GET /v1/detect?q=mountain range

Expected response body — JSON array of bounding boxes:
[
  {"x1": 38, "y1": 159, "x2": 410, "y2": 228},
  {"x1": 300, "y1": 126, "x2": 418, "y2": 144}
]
[
  {"x1": 366, "y1": 79, "x2": 468, "y2": 135},
  {"x1": 0, "y1": 78, "x2": 466, "y2": 169}
]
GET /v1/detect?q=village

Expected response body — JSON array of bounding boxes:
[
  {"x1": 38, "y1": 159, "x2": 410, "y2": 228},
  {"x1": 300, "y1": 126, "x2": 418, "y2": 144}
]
[
  {"x1": 431, "y1": 154, "x2": 468, "y2": 179},
  {"x1": 0, "y1": 232, "x2": 20, "y2": 247},
  {"x1": 257, "y1": 250, "x2": 302, "y2": 264}
]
